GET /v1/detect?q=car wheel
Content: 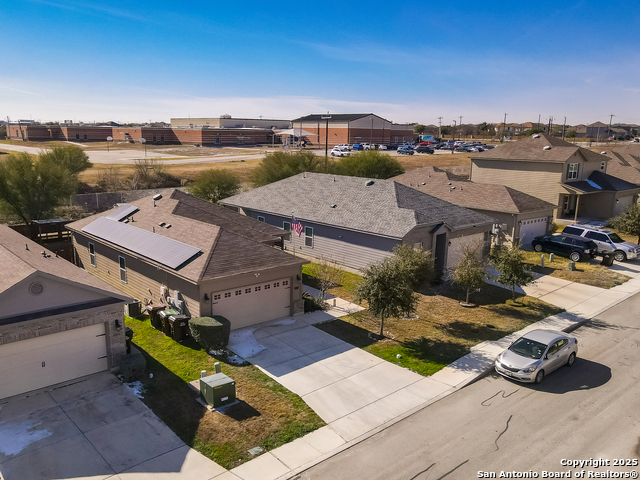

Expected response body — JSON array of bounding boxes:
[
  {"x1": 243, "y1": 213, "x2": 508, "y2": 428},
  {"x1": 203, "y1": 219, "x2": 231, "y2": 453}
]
[
  {"x1": 614, "y1": 250, "x2": 626, "y2": 262},
  {"x1": 533, "y1": 243, "x2": 543, "y2": 252},
  {"x1": 567, "y1": 352, "x2": 576, "y2": 367},
  {"x1": 534, "y1": 370, "x2": 545, "y2": 384},
  {"x1": 570, "y1": 251, "x2": 581, "y2": 262}
]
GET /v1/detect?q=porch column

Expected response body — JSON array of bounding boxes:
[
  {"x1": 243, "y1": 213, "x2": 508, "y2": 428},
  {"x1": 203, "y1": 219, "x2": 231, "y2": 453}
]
[{"x1": 573, "y1": 194, "x2": 581, "y2": 222}]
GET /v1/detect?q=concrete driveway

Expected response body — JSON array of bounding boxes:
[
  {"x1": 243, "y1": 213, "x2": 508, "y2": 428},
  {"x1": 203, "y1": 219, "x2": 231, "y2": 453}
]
[{"x1": 0, "y1": 373, "x2": 226, "y2": 480}]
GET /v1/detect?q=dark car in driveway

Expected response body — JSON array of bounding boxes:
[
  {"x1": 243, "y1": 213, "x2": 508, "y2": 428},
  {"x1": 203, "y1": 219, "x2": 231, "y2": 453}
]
[{"x1": 531, "y1": 233, "x2": 598, "y2": 262}]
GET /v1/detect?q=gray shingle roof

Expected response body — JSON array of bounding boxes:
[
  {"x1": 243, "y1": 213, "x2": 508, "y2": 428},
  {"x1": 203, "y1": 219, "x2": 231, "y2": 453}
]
[
  {"x1": 222, "y1": 173, "x2": 496, "y2": 238},
  {"x1": 392, "y1": 167, "x2": 556, "y2": 214},
  {"x1": 563, "y1": 171, "x2": 640, "y2": 194},
  {"x1": 472, "y1": 133, "x2": 610, "y2": 164}
]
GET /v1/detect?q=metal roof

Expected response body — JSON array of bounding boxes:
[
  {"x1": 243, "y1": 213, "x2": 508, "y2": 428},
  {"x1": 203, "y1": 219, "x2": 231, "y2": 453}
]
[
  {"x1": 105, "y1": 204, "x2": 139, "y2": 221},
  {"x1": 81, "y1": 217, "x2": 201, "y2": 269}
]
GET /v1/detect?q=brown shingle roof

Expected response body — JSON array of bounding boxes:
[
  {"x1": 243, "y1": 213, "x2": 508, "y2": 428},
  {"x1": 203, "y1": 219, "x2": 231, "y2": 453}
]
[
  {"x1": 392, "y1": 167, "x2": 556, "y2": 214},
  {"x1": 0, "y1": 225, "x2": 130, "y2": 300},
  {"x1": 471, "y1": 133, "x2": 610, "y2": 164},
  {"x1": 66, "y1": 189, "x2": 305, "y2": 283}
]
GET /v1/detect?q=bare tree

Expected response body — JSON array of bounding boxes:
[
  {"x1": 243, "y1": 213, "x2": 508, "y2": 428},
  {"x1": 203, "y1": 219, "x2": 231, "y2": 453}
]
[{"x1": 307, "y1": 257, "x2": 345, "y2": 301}]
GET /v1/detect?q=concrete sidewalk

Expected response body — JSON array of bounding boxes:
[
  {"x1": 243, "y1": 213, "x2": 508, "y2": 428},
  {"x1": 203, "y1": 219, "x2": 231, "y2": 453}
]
[{"x1": 221, "y1": 262, "x2": 640, "y2": 480}]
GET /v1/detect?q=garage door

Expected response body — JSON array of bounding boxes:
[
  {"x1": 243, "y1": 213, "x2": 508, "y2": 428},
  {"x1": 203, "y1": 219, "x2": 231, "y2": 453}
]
[
  {"x1": 0, "y1": 323, "x2": 108, "y2": 400},
  {"x1": 211, "y1": 278, "x2": 291, "y2": 329},
  {"x1": 519, "y1": 217, "x2": 549, "y2": 245}
]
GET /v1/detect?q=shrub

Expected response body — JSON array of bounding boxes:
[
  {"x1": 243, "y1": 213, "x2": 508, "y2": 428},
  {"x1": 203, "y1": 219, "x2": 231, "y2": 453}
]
[
  {"x1": 303, "y1": 291, "x2": 327, "y2": 313},
  {"x1": 189, "y1": 316, "x2": 231, "y2": 352}
]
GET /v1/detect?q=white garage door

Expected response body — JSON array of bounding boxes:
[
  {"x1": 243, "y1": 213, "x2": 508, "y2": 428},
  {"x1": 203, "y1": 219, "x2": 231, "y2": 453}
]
[
  {"x1": 0, "y1": 323, "x2": 108, "y2": 400},
  {"x1": 519, "y1": 217, "x2": 549, "y2": 245},
  {"x1": 211, "y1": 278, "x2": 291, "y2": 329}
]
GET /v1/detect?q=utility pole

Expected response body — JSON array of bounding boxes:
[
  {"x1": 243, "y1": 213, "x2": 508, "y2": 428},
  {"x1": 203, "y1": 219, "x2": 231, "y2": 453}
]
[
  {"x1": 538, "y1": 114, "x2": 541, "y2": 131},
  {"x1": 562, "y1": 117, "x2": 567, "y2": 140},
  {"x1": 438, "y1": 117, "x2": 443, "y2": 139},
  {"x1": 548, "y1": 116, "x2": 553, "y2": 134},
  {"x1": 502, "y1": 113, "x2": 507, "y2": 142},
  {"x1": 459, "y1": 116, "x2": 463, "y2": 140},
  {"x1": 609, "y1": 114, "x2": 615, "y2": 141},
  {"x1": 451, "y1": 120, "x2": 456, "y2": 154},
  {"x1": 321, "y1": 112, "x2": 331, "y2": 170}
]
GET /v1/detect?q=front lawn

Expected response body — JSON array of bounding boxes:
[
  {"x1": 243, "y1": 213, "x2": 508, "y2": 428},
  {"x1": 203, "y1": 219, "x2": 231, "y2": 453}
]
[
  {"x1": 303, "y1": 262, "x2": 564, "y2": 377},
  {"x1": 520, "y1": 251, "x2": 630, "y2": 289},
  {"x1": 125, "y1": 316, "x2": 324, "y2": 470}
]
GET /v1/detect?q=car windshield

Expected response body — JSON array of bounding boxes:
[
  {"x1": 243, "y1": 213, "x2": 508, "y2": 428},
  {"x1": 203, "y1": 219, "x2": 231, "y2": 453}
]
[
  {"x1": 608, "y1": 233, "x2": 624, "y2": 243},
  {"x1": 509, "y1": 338, "x2": 548, "y2": 359}
]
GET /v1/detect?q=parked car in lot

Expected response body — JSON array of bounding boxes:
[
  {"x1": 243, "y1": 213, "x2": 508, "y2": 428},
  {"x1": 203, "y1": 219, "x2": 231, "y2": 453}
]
[
  {"x1": 361, "y1": 143, "x2": 372, "y2": 150},
  {"x1": 352, "y1": 144, "x2": 363, "y2": 150},
  {"x1": 415, "y1": 145, "x2": 434, "y2": 154},
  {"x1": 336, "y1": 144, "x2": 352, "y2": 151},
  {"x1": 397, "y1": 146, "x2": 414, "y2": 155},
  {"x1": 330, "y1": 147, "x2": 350, "y2": 157},
  {"x1": 531, "y1": 233, "x2": 598, "y2": 262},
  {"x1": 561, "y1": 224, "x2": 640, "y2": 261},
  {"x1": 495, "y1": 329, "x2": 578, "y2": 384}
]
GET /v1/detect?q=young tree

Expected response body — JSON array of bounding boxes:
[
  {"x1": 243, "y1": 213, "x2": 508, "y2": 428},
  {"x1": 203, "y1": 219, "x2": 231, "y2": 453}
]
[
  {"x1": 354, "y1": 257, "x2": 418, "y2": 338},
  {"x1": 251, "y1": 150, "x2": 329, "y2": 187},
  {"x1": 336, "y1": 150, "x2": 405, "y2": 179},
  {"x1": 0, "y1": 152, "x2": 76, "y2": 238},
  {"x1": 491, "y1": 243, "x2": 534, "y2": 302},
  {"x1": 188, "y1": 168, "x2": 241, "y2": 203},
  {"x1": 307, "y1": 256, "x2": 345, "y2": 301},
  {"x1": 393, "y1": 244, "x2": 435, "y2": 290},
  {"x1": 448, "y1": 242, "x2": 487, "y2": 305},
  {"x1": 608, "y1": 204, "x2": 640, "y2": 243},
  {"x1": 413, "y1": 124, "x2": 426, "y2": 134}
]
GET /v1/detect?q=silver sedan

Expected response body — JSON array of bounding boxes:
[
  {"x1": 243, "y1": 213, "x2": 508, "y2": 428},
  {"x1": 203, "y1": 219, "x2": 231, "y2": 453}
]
[{"x1": 494, "y1": 329, "x2": 578, "y2": 384}]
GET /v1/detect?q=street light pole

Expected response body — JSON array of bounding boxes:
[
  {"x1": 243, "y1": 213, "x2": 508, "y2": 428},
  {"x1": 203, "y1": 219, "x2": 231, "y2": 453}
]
[{"x1": 321, "y1": 112, "x2": 331, "y2": 170}]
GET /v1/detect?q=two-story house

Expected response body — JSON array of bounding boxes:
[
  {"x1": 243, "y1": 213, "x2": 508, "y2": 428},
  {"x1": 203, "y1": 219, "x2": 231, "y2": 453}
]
[{"x1": 470, "y1": 134, "x2": 640, "y2": 221}]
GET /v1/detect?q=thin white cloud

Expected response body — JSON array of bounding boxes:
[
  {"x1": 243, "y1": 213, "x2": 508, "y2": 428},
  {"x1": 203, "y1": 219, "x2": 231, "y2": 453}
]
[
  {"x1": 25, "y1": 0, "x2": 153, "y2": 23},
  {"x1": 0, "y1": 85, "x2": 43, "y2": 97}
]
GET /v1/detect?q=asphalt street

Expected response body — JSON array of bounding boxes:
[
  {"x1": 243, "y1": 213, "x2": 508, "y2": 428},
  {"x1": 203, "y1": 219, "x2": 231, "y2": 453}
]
[{"x1": 299, "y1": 292, "x2": 640, "y2": 480}]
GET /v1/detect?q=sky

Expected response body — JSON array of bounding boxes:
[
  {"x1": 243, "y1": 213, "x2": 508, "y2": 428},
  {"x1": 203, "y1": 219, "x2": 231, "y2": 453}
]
[{"x1": 2, "y1": 0, "x2": 640, "y2": 126}]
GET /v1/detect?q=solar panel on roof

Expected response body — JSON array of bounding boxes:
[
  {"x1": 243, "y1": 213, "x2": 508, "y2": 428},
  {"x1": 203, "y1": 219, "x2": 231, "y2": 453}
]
[
  {"x1": 106, "y1": 204, "x2": 139, "y2": 221},
  {"x1": 82, "y1": 217, "x2": 200, "y2": 269}
]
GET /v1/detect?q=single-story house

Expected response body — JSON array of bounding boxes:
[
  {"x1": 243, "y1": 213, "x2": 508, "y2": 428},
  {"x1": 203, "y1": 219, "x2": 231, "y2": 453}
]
[
  {"x1": 221, "y1": 173, "x2": 496, "y2": 275},
  {"x1": 66, "y1": 189, "x2": 307, "y2": 330},
  {"x1": 0, "y1": 225, "x2": 131, "y2": 400},
  {"x1": 470, "y1": 133, "x2": 640, "y2": 221},
  {"x1": 392, "y1": 167, "x2": 556, "y2": 246}
]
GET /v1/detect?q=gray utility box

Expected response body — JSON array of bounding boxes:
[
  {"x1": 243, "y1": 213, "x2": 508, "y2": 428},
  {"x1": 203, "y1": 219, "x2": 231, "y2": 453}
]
[{"x1": 200, "y1": 373, "x2": 236, "y2": 408}]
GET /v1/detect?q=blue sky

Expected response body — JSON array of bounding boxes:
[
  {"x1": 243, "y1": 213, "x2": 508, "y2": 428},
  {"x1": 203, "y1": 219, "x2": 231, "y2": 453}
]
[{"x1": 2, "y1": 0, "x2": 639, "y2": 126}]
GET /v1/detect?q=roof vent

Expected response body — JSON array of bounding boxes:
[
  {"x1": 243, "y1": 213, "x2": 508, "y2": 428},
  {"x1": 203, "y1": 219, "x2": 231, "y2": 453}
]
[
  {"x1": 330, "y1": 204, "x2": 337, "y2": 208},
  {"x1": 532, "y1": 134, "x2": 540, "y2": 138},
  {"x1": 600, "y1": 151, "x2": 607, "y2": 155},
  {"x1": 365, "y1": 180, "x2": 374, "y2": 186},
  {"x1": 421, "y1": 182, "x2": 426, "y2": 185},
  {"x1": 29, "y1": 282, "x2": 44, "y2": 295},
  {"x1": 152, "y1": 194, "x2": 162, "y2": 201},
  {"x1": 543, "y1": 146, "x2": 551, "y2": 150}
]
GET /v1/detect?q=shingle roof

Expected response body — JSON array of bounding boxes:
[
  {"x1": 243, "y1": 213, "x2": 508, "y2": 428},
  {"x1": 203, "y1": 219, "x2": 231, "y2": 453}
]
[
  {"x1": 0, "y1": 225, "x2": 130, "y2": 300},
  {"x1": 66, "y1": 189, "x2": 306, "y2": 283},
  {"x1": 563, "y1": 171, "x2": 639, "y2": 193},
  {"x1": 222, "y1": 173, "x2": 495, "y2": 238},
  {"x1": 392, "y1": 167, "x2": 556, "y2": 214},
  {"x1": 471, "y1": 133, "x2": 610, "y2": 164}
]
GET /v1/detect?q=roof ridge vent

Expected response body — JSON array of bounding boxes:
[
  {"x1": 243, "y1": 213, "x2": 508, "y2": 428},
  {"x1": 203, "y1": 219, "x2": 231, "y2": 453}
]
[
  {"x1": 532, "y1": 134, "x2": 541, "y2": 138},
  {"x1": 365, "y1": 180, "x2": 374, "y2": 186},
  {"x1": 543, "y1": 146, "x2": 551, "y2": 150}
]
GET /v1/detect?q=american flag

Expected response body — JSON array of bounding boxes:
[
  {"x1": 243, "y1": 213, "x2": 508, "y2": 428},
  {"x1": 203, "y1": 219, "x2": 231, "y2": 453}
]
[{"x1": 291, "y1": 216, "x2": 303, "y2": 237}]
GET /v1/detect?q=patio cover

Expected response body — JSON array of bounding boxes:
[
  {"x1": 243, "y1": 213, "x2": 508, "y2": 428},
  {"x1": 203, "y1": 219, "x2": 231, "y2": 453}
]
[{"x1": 275, "y1": 128, "x2": 318, "y2": 136}]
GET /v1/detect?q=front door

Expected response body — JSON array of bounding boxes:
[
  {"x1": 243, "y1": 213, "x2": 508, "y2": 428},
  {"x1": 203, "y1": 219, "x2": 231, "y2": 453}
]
[{"x1": 434, "y1": 233, "x2": 447, "y2": 278}]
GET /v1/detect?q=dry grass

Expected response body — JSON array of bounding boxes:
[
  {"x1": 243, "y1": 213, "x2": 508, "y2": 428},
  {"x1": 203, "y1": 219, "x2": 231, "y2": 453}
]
[
  {"x1": 126, "y1": 316, "x2": 323, "y2": 470},
  {"x1": 303, "y1": 261, "x2": 563, "y2": 376},
  {"x1": 521, "y1": 251, "x2": 630, "y2": 289}
]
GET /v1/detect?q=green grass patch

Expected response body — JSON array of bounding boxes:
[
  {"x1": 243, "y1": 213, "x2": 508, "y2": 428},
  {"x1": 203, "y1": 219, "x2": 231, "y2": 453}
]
[{"x1": 126, "y1": 315, "x2": 324, "y2": 470}]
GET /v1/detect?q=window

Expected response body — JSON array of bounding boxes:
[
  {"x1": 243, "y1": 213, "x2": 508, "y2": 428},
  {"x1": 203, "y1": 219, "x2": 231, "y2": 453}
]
[
  {"x1": 88, "y1": 242, "x2": 96, "y2": 267},
  {"x1": 283, "y1": 280, "x2": 289, "y2": 286},
  {"x1": 224, "y1": 292, "x2": 231, "y2": 298},
  {"x1": 213, "y1": 294, "x2": 221, "y2": 300},
  {"x1": 235, "y1": 290, "x2": 242, "y2": 296},
  {"x1": 161, "y1": 134, "x2": 165, "y2": 142},
  {"x1": 304, "y1": 226, "x2": 314, "y2": 247},
  {"x1": 214, "y1": 134, "x2": 221, "y2": 144},
  {"x1": 257, "y1": 216, "x2": 265, "y2": 223},
  {"x1": 283, "y1": 222, "x2": 291, "y2": 241},
  {"x1": 245, "y1": 288, "x2": 251, "y2": 294},
  {"x1": 274, "y1": 282, "x2": 280, "y2": 287},
  {"x1": 567, "y1": 163, "x2": 579, "y2": 180},
  {"x1": 75, "y1": 132, "x2": 80, "y2": 139},
  {"x1": 119, "y1": 256, "x2": 127, "y2": 283},
  {"x1": 600, "y1": 161, "x2": 606, "y2": 171},
  {"x1": 265, "y1": 284, "x2": 271, "y2": 290},
  {"x1": 255, "y1": 286, "x2": 261, "y2": 292},
  {"x1": 83, "y1": 133, "x2": 87, "y2": 140}
]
